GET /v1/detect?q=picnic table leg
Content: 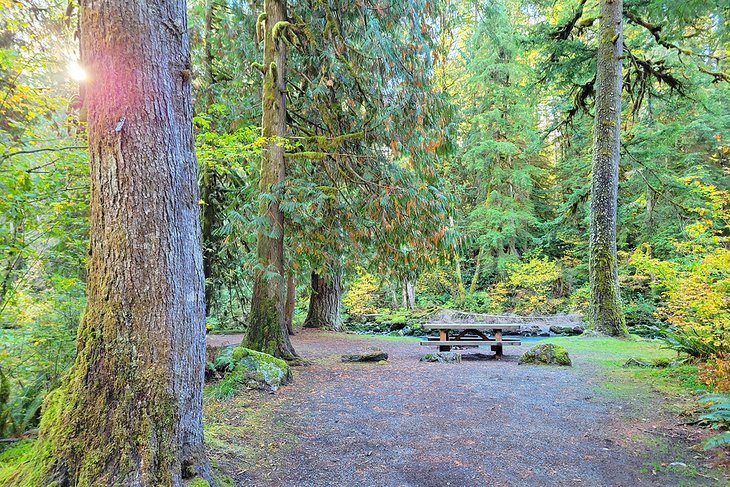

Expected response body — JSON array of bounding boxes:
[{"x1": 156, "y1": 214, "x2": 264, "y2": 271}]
[
  {"x1": 492, "y1": 328, "x2": 503, "y2": 359},
  {"x1": 439, "y1": 329, "x2": 451, "y2": 352}
]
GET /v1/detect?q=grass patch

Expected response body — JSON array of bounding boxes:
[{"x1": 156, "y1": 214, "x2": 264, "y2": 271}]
[
  {"x1": 341, "y1": 331, "x2": 420, "y2": 342},
  {"x1": 543, "y1": 337, "x2": 706, "y2": 399}
]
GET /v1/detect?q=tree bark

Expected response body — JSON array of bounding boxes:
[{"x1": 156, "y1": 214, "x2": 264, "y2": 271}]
[
  {"x1": 200, "y1": 168, "x2": 217, "y2": 313},
  {"x1": 454, "y1": 255, "x2": 465, "y2": 303},
  {"x1": 244, "y1": 0, "x2": 298, "y2": 359},
  {"x1": 469, "y1": 247, "x2": 483, "y2": 295},
  {"x1": 402, "y1": 279, "x2": 416, "y2": 309},
  {"x1": 11, "y1": 0, "x2": 214, "y2": 484},
  {"x1": 589, "y1": 0, "x2": 627, "y2": 336},
  {"x1": 303, "y1": 269, "x2": 344, "y2": 331},
  {"x1": 284, "y1": 270, "x2": 296, "y2": 334},
  {"x1": 199, "y1": 0, "x2": 217, "y2": 312}
]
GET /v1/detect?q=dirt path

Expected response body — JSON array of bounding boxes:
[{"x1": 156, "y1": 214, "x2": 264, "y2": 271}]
[{"x1": 206, "y1": 330, "x2": 722, "y2": 486}]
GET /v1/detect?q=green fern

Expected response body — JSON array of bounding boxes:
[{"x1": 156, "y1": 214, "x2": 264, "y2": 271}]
[
  {"x1": 698, "y1": 394, "x2": 730, "y2": 450},
  {"x1": 704, "y1": 432, "x2": 730, "y2": 450}
]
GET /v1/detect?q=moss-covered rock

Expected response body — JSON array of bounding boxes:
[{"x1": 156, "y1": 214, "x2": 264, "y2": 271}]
[
  {"x1": 234, "y1": 347, "x2": 292, "y2": 390},
  {"x1": 518, "y1": 344, "x2": 572, "y2": 366},
  {"x1": 210, "y1": 347, "x2": 292, "y2": 398},
  {"x1": 622, "y1": 357, "x2": 678, "y2": 368}
]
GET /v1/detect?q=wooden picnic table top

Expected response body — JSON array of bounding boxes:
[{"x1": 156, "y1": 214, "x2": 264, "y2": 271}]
[{"x1": 423, "y1": 323, "x2": 522, "y2": 331}]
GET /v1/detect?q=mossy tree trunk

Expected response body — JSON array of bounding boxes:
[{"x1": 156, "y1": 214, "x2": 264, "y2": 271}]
[
  {"x1": 9, "y1": 0, "x2": 214, "y2": 484},
  {"x1": 303, "y1": 267, "x2": 343, "y2": 331},
  {"x1": 244, "y1": 0, "x2": 298, "y2": 359},
  {"x1": 589, "y1": 0, "x2": 627, "y2": 337}
]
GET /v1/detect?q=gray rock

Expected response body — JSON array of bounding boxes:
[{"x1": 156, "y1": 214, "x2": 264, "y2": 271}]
[
  {"x1": 420, "y1": 352, "x2": 461, "y2": 363},
  {"x1": 521, "y1": 325, "x2": 542, "y2": 336},
  {"x1": 341, "y1": 347, "x2": 388, "y2": 362},
  {"x1": 550, "y1": 324, "x2": 585, "y2": 336}
]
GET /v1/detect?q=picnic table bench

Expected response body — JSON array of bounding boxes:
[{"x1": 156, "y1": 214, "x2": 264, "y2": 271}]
[{"x1": 420, "y1": 323, "x2": 522, "y2": 358}]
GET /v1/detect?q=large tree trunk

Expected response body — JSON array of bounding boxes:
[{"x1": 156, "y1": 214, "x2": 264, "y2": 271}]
[
  {"x1": 11, "y1": 0, "x2": 213, "y2": 484},
  {"x1": 589, "y1": 0, "x2": 627, "y2": 336},
  {"x1": 303, "y1": 269, "x2": 343, "y2": 331},
  {"x1": 244, "y1": 0, "x2": 298, "y2": 359}
]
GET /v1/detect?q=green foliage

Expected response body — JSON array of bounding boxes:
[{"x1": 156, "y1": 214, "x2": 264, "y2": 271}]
[
  {"x1": 630, "y1": 180, "x2": 730, "y2": 388},
  {"x1": 416, "y1": 267, "x2": 458, "y2": 305},
  {"x1": 698, "y1": 394, "x2": 730, "y2": 450}
]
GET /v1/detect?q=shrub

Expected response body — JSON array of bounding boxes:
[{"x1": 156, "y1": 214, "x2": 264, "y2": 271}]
[
  {"x1": 343, "y1": 271, "x2": 380, "y2": 315},
  {"x1": 416, "y1": 266, "x2": 457, "y2": 305},
  {"x1": 501, "y1": 256, "x2": 567, "y2": 314}
]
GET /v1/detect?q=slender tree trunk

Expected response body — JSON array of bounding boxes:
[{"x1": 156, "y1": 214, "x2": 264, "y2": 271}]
[
  {"x1": 10, "y1": 0, "x2": 214, "y2": 484},
  {"x1": 469, "y1": 246, "x2": 483, "y2": 295},
  {"x1": 303, "y1": 268, "x2": 343, "y2": 331},
  {"x1": 402, "y1": 279, "x2": 416, "y2": 309},
  {"x1": 245, "y1": 0, "x2": 298, "y2": 359},
  {"x1": 589, "y1": 0, "x2": 627, "y2": 336},
  {"x1": 199, "y1": 0, "x2": 217, "y2": 312},
  {"x1": 200, "y1": 168, "x2": 217, "y2": 312},
  {"x1": 203, "y1": 0, "x2": 215, "y2": 109},
  {"x1": 454, "y1": 255, "x2": 465, "y2": 303},
  {"x1": 284, "y1": 270, "x2": 296, "y2": 334}
]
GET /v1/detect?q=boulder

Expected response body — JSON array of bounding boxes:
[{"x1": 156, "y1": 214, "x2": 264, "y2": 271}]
[
  {"x1": 623, "y1": 357, "x2": 677, "y2": 368},
  {"x1": 549, "y1": 324, "x2": 585, "y2": 336},
  {"x1": 341, "y1": 347, "x2": 388, "y2": 362},
  {"x1": 232, "y1": 347, "x2": 292, "y2": 391},
  {"x1": 420, "y1": 352, "x2": 461, "y2": 363},
  {"x1": 518, "y1": 343, "x2": 572, "y2": 366},
  {"x1": 520, "y1": 325, "x2": 543, "y2": 336}
]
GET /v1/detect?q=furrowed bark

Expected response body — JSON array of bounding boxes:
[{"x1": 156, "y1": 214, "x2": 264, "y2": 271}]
[
  {"x1": 589, "y1": 0, "x2": 627, "y2": 337},
  {"x1": 245, "y1": 0, "x2": 298, "y2": 359},
  {"x1": 303, "y1": 269, "x2": 344, "y2": 331},
  {"x1": 7, "y1": 0, "x2": 214, "y2": 485}
]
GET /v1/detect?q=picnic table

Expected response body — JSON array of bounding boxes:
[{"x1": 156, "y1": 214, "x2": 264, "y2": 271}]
[{"x1": 420, "y1": 323, "x2": 522, "y2": 358}]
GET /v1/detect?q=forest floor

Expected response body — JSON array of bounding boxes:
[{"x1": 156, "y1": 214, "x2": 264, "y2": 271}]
[{"x1": 204, "y1": 330, "x2": 729, "y2": 487}]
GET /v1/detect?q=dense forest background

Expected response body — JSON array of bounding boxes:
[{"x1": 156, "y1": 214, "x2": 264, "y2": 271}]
[{"x1": 1, "y1": 0, "x2": 728, "y2": 438}]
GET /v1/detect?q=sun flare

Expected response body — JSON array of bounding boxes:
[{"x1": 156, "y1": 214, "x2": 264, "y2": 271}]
[{"x1": 67, "y1": 60, "x2": 87, "y2": 82}]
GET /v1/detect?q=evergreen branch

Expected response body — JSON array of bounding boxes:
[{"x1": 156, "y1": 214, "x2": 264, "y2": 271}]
[
  {"x1": 549, "y1": 0, "x2": 588, "y2": 41},
  {"x1": 624, "y1": 11, "x2": 692, "y2": 56},
  {"x1": 0, "y1": 145, "x2": 87, "y2": 164},
  {"x1": 697, "y1": 65, "x2": 730, "y2": 83}
]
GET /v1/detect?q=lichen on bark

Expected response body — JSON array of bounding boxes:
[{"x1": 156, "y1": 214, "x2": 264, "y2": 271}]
[{"x1": 588, "y1": 0, "x2": 627, "y2": 337}]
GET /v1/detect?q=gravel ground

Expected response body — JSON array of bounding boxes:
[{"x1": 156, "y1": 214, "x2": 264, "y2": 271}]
[{"x1": 207, "y1": 330, "x2": 724, "y2": 487}]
